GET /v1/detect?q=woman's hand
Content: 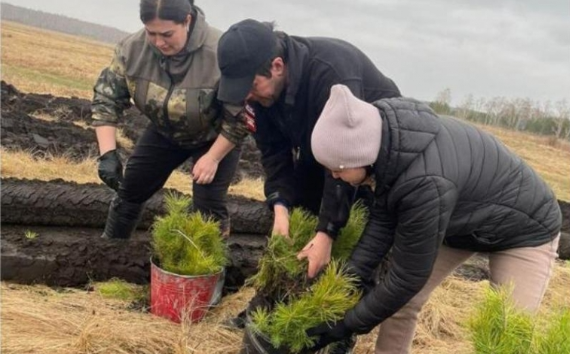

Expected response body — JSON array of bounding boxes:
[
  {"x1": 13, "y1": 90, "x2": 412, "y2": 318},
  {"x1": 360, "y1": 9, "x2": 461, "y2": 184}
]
[
  {"x1": 192, "y1": 153, "x2": 219, "y2": 184},
  {"x1": 297, "y1": 231, "x2": 333, "y2": 278}
]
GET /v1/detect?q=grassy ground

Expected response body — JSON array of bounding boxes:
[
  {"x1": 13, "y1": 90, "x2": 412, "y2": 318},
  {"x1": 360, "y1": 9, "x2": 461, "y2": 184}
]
[
  {"x1": 0, "y1": 147, "x2": 266, "y2": 200},
  {"x1": 1, "y1": 21, "x2": 113, "y2": 99},
  {"x1": 1, "y1": 21, "x2": 569, "y2": 354},
  {"x1": 2, "y1": 265, "x2": 568, "y2": 354}
]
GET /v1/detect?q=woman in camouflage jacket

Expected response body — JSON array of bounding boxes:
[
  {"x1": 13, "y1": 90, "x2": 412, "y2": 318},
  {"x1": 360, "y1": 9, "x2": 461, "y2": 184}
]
[{"x1": 91, "y1": 0, "x2": 249, "y2": 239}]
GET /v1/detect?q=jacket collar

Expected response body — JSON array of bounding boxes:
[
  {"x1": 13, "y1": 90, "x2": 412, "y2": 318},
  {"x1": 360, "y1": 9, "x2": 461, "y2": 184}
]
[
  {"x1": 183, "y1": 7, "x2": 208, "y2": 55},
  {"x1": 281, "y1": 33, "x2": 309, "y2": 106}
]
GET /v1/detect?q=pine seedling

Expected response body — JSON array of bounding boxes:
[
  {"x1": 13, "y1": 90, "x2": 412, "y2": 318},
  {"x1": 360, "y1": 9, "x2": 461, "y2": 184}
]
[
  {"x1": 534, "y1": 307, "x2": 570, "y2": 354},
  {"x1": 331, "y1": 202, "x2": 368, "y2": 260},
  {"x1": 250, "y1": 307, "x2": 273, "y2": 338},
  {"x1": 24, "y1": 230, "x2": 39, "y2": 239},
  {"x1": 151, "y1": 192, "x2": 228, "y2": 276},
  {"x1": 468, "y1": 285, "x2": 534, "y2": 354},
  {"x1": 248, "y1": 208, "x2": 318, "y2": 298},
  {"x1": 96, "y1": 278, "x2": 147, "y2": 302},
  {"x1": 251, "y1": 261, "x2": 361, "y2": 353},
  {"x1": 248, "y1": 204, "x2": 367, "y2": 352}
]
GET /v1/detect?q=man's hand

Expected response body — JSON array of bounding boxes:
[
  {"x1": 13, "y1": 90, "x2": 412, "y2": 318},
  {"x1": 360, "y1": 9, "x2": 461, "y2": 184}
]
[
  {"x1": 297, "y1": 231, "x2": 333, "y2": 278},
  {"x1": 192, "y1": 153, "x2": 219, "y2": 184},
  {"x1": 272, "y1": 204, "x2": 290, "y2": 238},
  {"x1": 306, "y1": 319, "x2": 353, "y2": 351},
  {"x1": 98, "y1": 149, "x2": 123, "y2": 191}
]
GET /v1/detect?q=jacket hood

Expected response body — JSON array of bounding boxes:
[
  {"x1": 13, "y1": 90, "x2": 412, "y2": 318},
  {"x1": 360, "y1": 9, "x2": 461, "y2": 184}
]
[{"x1": 372, "y1": 98, "x2": 440, "y2": 195}]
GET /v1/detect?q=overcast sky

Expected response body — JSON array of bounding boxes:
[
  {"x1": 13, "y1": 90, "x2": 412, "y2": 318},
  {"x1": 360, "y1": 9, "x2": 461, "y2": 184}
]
[{"x1": 7, "y1": 0, "x2": 570, "y2": 105}]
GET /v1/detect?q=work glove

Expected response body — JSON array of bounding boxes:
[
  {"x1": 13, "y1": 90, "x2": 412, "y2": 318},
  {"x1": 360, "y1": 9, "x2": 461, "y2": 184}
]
[
  {"x1": 97, "y1": 149, "x2": 123, "y2": 191},
  {"x1": 306, "y1": 319, "x2": 354, "y2": 352}
]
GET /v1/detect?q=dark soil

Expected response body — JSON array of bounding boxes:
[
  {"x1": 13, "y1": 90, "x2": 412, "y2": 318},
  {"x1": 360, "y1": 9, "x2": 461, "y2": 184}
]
[
  {"x1": 1, "y1": 224, "x2": 266, "y2": 290},
  {"x1": 0, "y1": 177, "x2": 273, "y2": 234},
  {"x1": 0, "y1": 80, "x2": 266, "y2": 288},
  {"x1": 0, "y1": 80, "x2": 264, "y2": 179}
]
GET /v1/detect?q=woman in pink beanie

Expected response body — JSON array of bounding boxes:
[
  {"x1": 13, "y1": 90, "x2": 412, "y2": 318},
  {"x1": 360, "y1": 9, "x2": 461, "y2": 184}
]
[{"x1": 305, "y1": 84, "x2": 562, "y2": 353}]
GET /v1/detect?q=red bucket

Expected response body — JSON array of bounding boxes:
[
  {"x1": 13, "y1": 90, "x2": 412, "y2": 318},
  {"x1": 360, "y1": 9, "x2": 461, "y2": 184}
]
[{"x1": 150, "y1": 259, "x2": 222, "y2": 323}]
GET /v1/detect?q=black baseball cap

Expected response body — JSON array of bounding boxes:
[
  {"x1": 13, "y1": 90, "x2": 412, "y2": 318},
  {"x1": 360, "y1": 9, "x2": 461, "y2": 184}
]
[{"x1": 217, "y1": 19, "x2": 276, "y2": 103}]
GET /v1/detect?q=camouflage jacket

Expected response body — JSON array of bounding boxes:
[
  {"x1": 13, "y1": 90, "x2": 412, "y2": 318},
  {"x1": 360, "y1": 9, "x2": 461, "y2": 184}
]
[{"x1": 91, "y1": 10, "x2": 248, "y2": 147}]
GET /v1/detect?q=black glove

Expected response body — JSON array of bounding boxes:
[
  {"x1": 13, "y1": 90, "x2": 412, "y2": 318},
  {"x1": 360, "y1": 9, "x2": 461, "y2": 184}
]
[
  {"x1": 306, "y1": 320, "x2": 354, "y2": 352},
  {"x1": 98, "y1": 149, "x2": 123, "y2": 191}
]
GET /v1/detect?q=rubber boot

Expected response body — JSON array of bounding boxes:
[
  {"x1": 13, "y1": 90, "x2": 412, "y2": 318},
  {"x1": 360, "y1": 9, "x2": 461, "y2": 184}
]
[
  {"x1": 219, "y1": 217, "x2": 231, "y2": 239},
  {"x1": 100, "y1": 196, "x2": 144, "y2": 240}
]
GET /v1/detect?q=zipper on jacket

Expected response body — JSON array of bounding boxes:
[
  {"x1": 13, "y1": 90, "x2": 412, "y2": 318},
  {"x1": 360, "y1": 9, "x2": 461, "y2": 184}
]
[{"x1": 162, "y1": 57, "x2": 175, "y2": 139}]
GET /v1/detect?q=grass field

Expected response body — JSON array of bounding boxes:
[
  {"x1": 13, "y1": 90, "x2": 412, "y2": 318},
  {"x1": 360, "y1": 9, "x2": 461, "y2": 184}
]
[
  {"x1": 1, "y1": 21, "x2": 569, "y2": 354},
  {"x1": 1, "y1": 21, "x2": 113, "y2": 98}
]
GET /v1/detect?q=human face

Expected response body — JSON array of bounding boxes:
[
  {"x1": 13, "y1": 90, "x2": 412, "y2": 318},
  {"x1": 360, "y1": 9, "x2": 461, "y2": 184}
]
[
  {"x1": 144, "y1": 16, "x2": 190, "y2": 56},
  {"x1": 331, "y1": 167, "x2": 368, "y2": 186},
  {"x1": 245, "y1": 58, "x2": 287, "y2": 107}
]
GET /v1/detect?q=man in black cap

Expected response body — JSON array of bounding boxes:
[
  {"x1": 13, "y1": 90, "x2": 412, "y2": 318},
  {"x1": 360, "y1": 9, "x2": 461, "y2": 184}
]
[{"x1": 217, "y1": 19, "x2": 401, "y2": 281}]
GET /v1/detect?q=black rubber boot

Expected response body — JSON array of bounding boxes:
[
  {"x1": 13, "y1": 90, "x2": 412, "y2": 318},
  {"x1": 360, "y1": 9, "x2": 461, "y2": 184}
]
[
  {"x1": 101, "y1": 196, "x2": 144, "y2": 239},
  {"x1": 219, "y1": 217, "x2": 231, "y2": 239}
]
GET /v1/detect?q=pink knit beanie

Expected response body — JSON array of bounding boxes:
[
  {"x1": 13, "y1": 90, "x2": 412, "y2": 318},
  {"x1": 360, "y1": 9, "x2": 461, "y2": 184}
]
[{"x1": 311, "y1": 84, "x2": 382, "y2": 170}]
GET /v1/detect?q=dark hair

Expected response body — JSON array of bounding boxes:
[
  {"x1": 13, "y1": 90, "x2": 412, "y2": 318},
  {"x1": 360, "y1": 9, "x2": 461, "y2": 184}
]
[
  {"x1": 140, "y1": 0, "x2": 194, "y2": 24},
  {"x1": 255, "y1": 22, "x2": 286, "y2": 78}
]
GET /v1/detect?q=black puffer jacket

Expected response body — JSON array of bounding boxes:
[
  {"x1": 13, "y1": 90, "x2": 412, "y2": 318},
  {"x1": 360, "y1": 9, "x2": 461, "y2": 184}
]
[{"x1": 344, "y1": 98, "x2": 562, "y2": 334}]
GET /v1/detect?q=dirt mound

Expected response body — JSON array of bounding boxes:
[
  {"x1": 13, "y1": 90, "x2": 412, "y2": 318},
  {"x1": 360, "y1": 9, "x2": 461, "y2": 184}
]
[
  {"x1": 0, "y1": 177, "x2": 272, "y2": 234},
  {"x1": 0, "y1": 80, "x2": 264, "y2": 179},
  {"x1": 1, "y1": 82, "x2": 100, "y2": 160}
]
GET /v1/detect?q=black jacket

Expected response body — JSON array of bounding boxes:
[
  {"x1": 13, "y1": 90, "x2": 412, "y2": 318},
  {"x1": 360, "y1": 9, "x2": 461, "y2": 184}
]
[
  {"x1": 344, "y1": 98, "x2": 562, "y2": 333},
  {"x1": 252, "y1": 33, "x2": 401, "y2": 236}
]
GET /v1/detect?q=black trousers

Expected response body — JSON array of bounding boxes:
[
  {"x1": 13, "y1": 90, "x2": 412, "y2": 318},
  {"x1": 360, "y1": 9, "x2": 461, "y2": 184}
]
[{"x1": 117, "y1": 126, "x2": 240, "y2": 227}]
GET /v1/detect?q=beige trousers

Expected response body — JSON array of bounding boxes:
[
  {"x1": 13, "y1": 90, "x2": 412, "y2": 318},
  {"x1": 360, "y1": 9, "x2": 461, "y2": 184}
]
[{"x1": 374, "y1": 235, "x2": 560, "y2": 354}]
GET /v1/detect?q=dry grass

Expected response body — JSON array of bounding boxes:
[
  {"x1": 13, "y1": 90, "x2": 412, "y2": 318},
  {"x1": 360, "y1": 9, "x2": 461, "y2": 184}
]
[
  {"x1": 412, "y1": 277, "x2": 484, "y2": 353},
  {"x1": 1, "y1": 147, "x2": 101, "y2": 185},
  {"x1": 2, "y1": 263, "x2": 568, "y2": 354},
  {"x1": 1, "y1": 21, "x2": 114, "y2": 99},
  {"x1": 0, "y1": 147, "x2": 194, "y2": 194},
  {"x1": 228, "y1": 177, "x2": 265, "y2": 201},
  {"x1": 0, "y1": 282, "x2": 254, "y2": 354},
  {"x1": 0, "y1": 147, "x2": 264, "y2": 200}
]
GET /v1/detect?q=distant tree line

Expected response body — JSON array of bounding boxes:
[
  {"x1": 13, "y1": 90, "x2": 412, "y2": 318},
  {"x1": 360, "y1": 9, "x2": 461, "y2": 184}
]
[
  {"x1": 430, "y1": 88, "x2": 570, "y2": 141},
  {"x1": 1, "y1": 3, "x2": 130, "y2": 44}
]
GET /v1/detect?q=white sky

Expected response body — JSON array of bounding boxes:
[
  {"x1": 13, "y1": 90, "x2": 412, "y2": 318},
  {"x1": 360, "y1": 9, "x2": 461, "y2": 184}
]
[{"x1": 5, "y1": 0, "x2": 570, "y2": 105}]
